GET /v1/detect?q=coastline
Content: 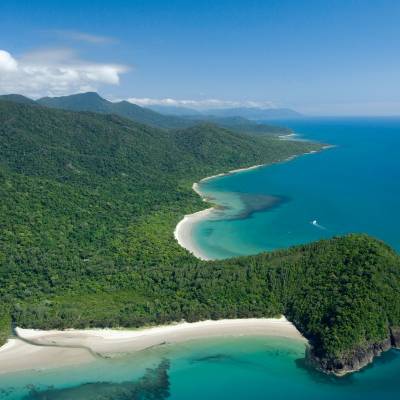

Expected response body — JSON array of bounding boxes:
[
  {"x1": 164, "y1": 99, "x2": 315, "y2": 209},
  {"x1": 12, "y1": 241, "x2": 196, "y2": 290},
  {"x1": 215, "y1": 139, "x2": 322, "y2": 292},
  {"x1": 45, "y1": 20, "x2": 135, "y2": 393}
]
[
  {"x1": 174, "y1": 144, "x2": 333, "y2": 260},
  {"x1": 173, "y1": 182, "x2": 215, "y2": 260},
  {"x1": 0, "y1": 142, "x2": 332, "y2": 377},
  {"x1": 0, "y1": 317, "x2": 305, "y2": 375}
]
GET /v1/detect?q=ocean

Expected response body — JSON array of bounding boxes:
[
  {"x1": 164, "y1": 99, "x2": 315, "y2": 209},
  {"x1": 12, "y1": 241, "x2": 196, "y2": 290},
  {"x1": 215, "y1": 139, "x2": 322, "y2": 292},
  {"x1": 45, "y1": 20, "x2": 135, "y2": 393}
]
[
  {"x1": 1, "y1": 117, "x2": 399, "y2": 399},
  {"x1": 193, "y1": 117, "x2": 400, "y2": 259},
  {"x1": 1, "y1": 337, "x2": 400, "y2": 399}
]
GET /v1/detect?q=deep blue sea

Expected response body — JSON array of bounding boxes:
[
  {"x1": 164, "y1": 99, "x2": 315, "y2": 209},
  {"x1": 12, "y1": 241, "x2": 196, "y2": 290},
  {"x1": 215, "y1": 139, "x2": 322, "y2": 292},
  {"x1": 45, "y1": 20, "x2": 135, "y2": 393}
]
[
  {"x1": 194, "y1": 117, "x2": 400, "y2": 259},
  {"x1": 1, "y1": 118, "x2": 400, "y2": 399}
]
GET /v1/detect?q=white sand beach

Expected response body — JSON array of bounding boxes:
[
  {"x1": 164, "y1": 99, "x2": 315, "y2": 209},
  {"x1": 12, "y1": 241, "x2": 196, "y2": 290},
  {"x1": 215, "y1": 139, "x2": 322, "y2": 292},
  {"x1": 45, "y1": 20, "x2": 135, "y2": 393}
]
[
  {"x1": 278, "y1": 133, "x2": 298, "y2": 140},
  {"x1": 173, "y1": 181, "x2": 213, "y2": 260},
  {"x1": 199, "y1": 164, "x2": 265, "y2": 183},
  {"x1": 0, "y1": 338, "x2": 95, "y2": 375},
  {"x1": 174, "y1": 207, "x2": 214, "y2": 260},
  {"x1": 0, "y1": 317, "x2": 305, "y2": 375},
  {"x1": 174, "y1": 164, "x2": 270, "y2": 260},
  {"x1": 174, "y1": 144, "x2": 333, "y2": 260}
]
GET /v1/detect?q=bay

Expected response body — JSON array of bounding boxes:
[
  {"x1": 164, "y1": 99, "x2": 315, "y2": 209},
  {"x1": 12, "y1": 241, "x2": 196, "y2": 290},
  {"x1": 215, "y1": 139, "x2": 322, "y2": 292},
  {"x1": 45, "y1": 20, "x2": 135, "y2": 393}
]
[
  {"x1": 2, "y1": 118, "x2": 400, "y2": 399},
  {"x1": 193, "y1": 117, "x2": 400, "y2": 259}
]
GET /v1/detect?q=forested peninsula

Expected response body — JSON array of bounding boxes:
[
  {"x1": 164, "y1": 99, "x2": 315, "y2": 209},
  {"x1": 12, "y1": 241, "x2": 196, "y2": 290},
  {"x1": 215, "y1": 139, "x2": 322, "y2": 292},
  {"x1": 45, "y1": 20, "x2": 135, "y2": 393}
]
[{"x1": 1, "y1": 97, "x2": 400, "y2": 375}]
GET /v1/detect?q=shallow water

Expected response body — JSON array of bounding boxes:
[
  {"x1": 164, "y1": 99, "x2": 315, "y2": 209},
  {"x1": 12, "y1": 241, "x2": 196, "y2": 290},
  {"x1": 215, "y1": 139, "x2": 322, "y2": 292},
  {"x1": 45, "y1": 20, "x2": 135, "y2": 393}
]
[
  {"x1": 1, "y1": 337, "x2": 400, "y2": 399},
  {"x1": 193, "y1": 117, "x2": 400, "y2": 259},
  {"x1": 3, "y1": 118, "x2": 400, "y2": 399}
]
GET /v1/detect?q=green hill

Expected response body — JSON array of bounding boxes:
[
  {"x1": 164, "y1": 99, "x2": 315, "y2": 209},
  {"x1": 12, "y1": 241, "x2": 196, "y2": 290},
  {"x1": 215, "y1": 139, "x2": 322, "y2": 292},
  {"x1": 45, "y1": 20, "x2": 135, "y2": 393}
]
[
  {"x1": 0, "y1": 94, "x2": 37, "y2": 105},
  {"x1": 37, "y1": 91, "x2": 112, "y2": 112},
  {"x1": 36, "y1": 92, "x2": 291, "y2": 135},
  {"x1": 0, "y1": 100, "x2": 304, "y2": 182},
  {"x1": 181, "y1": 115, "x2": 292, "y2": 135},
  {"x1": 0, "y1": 100, "x2": 399, "y2": 375},
  {"x1": 37, "y1": 92, "x2": 189, "y2": 129}
]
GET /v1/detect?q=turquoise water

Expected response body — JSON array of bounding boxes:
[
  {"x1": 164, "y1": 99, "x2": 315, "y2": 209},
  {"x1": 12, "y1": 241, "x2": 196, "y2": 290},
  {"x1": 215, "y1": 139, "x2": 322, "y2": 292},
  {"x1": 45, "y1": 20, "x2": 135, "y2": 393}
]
[
  {"x1": 2, "y1": 118, "x2": 400, "y2": 399},
  {"x1": 194, "y1": 117, "x2": 400, "y2": 259},
  {"x1": 1, "y1": 337, "x2": 400, "y2": 399}
]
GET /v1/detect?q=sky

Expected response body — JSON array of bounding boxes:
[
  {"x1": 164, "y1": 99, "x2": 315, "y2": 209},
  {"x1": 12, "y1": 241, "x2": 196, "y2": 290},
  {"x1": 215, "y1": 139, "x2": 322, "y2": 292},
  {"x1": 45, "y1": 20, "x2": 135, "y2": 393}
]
[{"x1": 0, "y1": 0, "x2": 400, "y2": 115}]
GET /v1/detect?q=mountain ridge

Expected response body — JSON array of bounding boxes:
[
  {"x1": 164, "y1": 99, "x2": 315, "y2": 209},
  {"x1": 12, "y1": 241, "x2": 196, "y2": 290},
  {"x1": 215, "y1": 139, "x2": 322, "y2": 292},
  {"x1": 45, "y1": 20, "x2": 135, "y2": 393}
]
[
  {"x1": 202, "y1": 106, "x2": 302, "y2": 120},
  {"x1": 1, "y1": 92, "x2": 292, "y2": 135},
  {"x1": 149, "y1": 105, "x2": 302, "y2": 120}
]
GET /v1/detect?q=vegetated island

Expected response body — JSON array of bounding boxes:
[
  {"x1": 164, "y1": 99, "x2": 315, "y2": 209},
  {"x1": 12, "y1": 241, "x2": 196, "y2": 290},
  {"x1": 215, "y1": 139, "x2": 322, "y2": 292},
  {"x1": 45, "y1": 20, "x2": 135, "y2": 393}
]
[{"x1": 0, "y1": 97, "x2": 399, "y2": 376}]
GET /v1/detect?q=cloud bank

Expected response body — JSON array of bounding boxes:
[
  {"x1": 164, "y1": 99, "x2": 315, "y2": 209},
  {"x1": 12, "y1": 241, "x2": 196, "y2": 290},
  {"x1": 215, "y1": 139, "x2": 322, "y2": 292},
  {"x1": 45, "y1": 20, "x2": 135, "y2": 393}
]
[
  {"x1": 0, "y1": 49, "x2": 128, "y2": 98},
  {"x1": 126, "y1": 97, "x2": 276, "y2": 109}
]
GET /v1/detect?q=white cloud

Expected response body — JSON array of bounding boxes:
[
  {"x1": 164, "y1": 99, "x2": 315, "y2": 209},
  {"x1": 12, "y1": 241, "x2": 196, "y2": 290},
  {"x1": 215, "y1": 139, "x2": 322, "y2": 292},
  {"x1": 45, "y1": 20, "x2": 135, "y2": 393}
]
[
  {"x1": 0, "y1": 48, "x2": 128, "y2": 98},
  {"x1": 126, "y1": 97, "x2": 276, "y2": 109},
  {"x1": 0, "y1": 50, "x2": 18, "y2": 72},
  {"x1": 51, "y1": 30, "x2": 117, "y2": 44}
]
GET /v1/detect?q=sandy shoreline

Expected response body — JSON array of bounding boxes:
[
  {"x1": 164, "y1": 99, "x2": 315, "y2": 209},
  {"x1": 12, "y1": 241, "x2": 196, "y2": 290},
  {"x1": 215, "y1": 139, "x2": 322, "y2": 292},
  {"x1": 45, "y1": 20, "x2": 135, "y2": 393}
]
[
  {"x1": 174, "y1": 144, "x2": 334, "y2": 260},
  {"x1": 173, "y1": 182, "x2": 217, "y2": 260},
  {"x1": 174, "y1": 161, "x2": 287, "y2": 260},
  {"x1": 0, "y1": 317, "x2": 305, "y2": 375},
  {"x1": 173, "y1": 205, "x2": 213, "y2": 260},
  {"x1": 199, "y1": 163, "x2": 266, "y2": 183},
  {"x1": 0, "y1": 143, "x2": 330, "y2": 376}
]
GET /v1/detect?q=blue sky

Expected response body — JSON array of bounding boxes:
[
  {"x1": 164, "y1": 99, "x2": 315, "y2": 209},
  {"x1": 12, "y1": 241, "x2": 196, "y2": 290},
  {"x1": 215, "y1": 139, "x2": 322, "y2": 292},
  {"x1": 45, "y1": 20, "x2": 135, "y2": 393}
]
[{"x1": 0, "y1": 0, "x2": 399, "y2": 115}]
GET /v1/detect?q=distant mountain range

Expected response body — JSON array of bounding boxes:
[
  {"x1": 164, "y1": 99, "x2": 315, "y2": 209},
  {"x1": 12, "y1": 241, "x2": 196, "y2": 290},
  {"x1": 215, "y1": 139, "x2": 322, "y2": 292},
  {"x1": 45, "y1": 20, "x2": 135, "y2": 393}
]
[
  {"x1": 36, "y1": 92, "x2": 190, "y2": 130},
  {"x1": 149, "y1": 104, "x2": 301, "y2": 120},
  {"x1": 203, "y1": 107, "x2": 301, "y2": 120},
  {"x1": 149, "y1": 105, "x2": 203, "y2": 116},
  {"x1": 0, "y1": 92, "x2": 293, "y2": 136}
]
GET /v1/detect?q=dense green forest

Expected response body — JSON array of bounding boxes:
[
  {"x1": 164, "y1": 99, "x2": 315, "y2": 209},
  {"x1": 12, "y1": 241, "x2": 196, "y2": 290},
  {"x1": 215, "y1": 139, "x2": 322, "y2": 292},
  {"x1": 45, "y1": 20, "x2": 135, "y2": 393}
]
[
  {"x1": 1, "y1": 92, "x2": 292, "y2": 135},
  {"x1": 0, "y1": 99, "x2": 399, "y2": 374}
]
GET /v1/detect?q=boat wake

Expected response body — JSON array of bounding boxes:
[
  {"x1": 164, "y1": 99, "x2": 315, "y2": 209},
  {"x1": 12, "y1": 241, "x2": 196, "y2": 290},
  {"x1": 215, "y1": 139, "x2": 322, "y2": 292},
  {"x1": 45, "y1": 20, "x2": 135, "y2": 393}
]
[{"x1": 311, "y1": 219, "x2": 326, "y2": 230}]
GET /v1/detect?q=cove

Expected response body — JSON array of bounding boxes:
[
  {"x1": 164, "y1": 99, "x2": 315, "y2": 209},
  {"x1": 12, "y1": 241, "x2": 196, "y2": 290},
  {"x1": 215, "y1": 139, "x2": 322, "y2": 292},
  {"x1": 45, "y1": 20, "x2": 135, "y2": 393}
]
[{"x1": 192, "y1": 117, "x2": 400, "y2": 259}]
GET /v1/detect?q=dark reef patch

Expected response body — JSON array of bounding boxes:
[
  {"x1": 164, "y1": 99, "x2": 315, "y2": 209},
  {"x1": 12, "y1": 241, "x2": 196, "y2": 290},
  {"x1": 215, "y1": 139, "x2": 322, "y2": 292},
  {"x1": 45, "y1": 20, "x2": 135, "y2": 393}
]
[
  {"x1": 210, "y1": 192, "x2": 289, "y2": 222},
  {"x1": 23, "y1": 359, "x2": 171, "y2": 400}
]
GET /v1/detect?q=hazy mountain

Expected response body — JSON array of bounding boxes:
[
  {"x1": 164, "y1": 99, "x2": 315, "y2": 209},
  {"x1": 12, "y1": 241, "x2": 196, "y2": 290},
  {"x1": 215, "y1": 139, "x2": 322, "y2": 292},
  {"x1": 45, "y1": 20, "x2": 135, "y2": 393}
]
[
  {"x1": 36, "y1": 92, "x2": 292, "y2": 134},
  {"x1": 202, "y1": 107, "x2": 302, "y2": 120},
  {"x1": 148, "y1": 104, "x2": 301, "y2": 120},
  {"x1": 37, "y1": 92, "x2": 190, "y2": 129},
  {"x1": 148, "y1": 104, "x2": 202, "y2": 116},
  {"x1": 0, "y1": 92, "x2": 292, "y2": 135},
  {"x1": 0, "y1": 94, "x2": 37, "y2": 105}
]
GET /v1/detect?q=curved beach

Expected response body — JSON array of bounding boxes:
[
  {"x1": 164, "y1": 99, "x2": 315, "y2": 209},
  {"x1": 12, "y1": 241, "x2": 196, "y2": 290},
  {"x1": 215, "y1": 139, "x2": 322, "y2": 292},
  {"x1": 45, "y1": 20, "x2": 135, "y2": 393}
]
[
  {"x1": 173, "y1": 208, "x2": 213, "y2": 260},
  {"x1": 173, "y1": 183, "x2": 214, "y2": 260},
  {"x1": 174, "y1": 146, "x2": 333, "y2": 261},
  {"x1": 0, "y1": 317, "x2": 305, "y2": 375},
  {"x1": 174, "y1": 165, "x2": 267, "y2": 261}
]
